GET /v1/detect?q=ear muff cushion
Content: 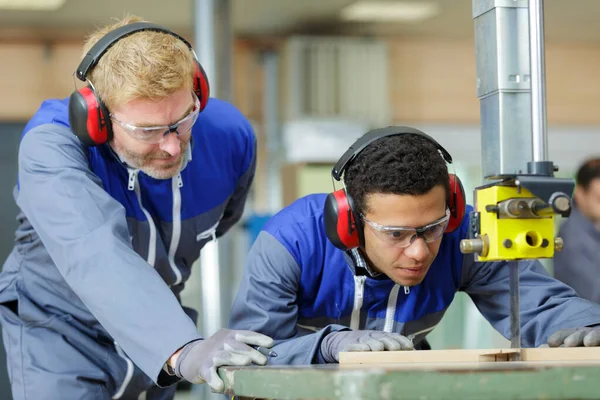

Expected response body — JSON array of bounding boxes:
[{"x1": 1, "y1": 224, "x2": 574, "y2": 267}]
[
  {"x1": 193, "y1": 61, "x2": 210, "y2": 111},
  {"x1": 68, "y1": 87, "x2": 112, "y2": 146},
  {"x1": 345, "y1": 191, "x2": 364, "y2": 247},
  {"x1": 446, "y1": 174, "x2": 466, "y2": 233},
  {"x1": 324, "y1": 189, "x2": 360, "y2": 250}
]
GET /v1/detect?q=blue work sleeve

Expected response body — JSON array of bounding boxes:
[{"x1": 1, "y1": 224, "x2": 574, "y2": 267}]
[
  {"x1": 17, "y1": 125, "x2": 201, "y2": 385},
  {"x1": 460, "y1": 254, "x2": 600, "y2": 347},
  {"x1": 228, "y1": 231, "x2": 348, "y2": 365},
  {"x1": 216, "y1": 138, "x2": 256, "y2": 238}
]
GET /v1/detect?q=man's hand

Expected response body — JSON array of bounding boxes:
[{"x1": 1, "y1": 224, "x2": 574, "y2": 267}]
[
  {"x1": 174, "y1": 328, "x2": 274, "y2": 392},
  {"x1": 547, "y1": 327, "x2": 600, "y2": 347},
  {"x1": 320, "y1": 330, "x2": 414, "y2": 363}
]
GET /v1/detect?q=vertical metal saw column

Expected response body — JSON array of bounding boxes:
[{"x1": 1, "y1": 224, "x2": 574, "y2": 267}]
[
  {"x1": 473, "y1": 2, "x2": 530, "y2": 355},
  {"x1": 473, "y1": 0, "x2": 532, "y2": 179},
  {"x1": 467, "y1": 0, "x2": 574, "y2": 359},
  {"x1": 529, "y1": 0, "x2": 548, "y2": 164}
]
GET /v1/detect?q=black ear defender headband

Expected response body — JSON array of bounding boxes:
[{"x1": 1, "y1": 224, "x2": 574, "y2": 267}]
[
  {"x1": 68, "y1": 22, "x2": 210, "y2": 146},
  {"x1": 324, "y1": 126, "x2": 467, "y2": 251}
]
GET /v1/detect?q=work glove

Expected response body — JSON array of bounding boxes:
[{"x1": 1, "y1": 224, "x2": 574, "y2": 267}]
[
  {"x1": 547, "y1": 327, "x2": 600, "y2": 347},
  {"x1": 175, "y1": 328, "x2": 274, "y2": 392},
  {"x1": 320, "y1": 330, "x2": 414, "y2": 363}
]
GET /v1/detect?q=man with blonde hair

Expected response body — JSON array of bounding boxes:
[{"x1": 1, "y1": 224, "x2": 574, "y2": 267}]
[{"x1": 0, "y1": 16, "x2": 273, "y2": 399}]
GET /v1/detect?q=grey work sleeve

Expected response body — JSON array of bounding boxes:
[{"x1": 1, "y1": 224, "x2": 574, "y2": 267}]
[
  {"x1": 553, "y1": 223, "x2": 600, "y2": 303},
  {"x1": 461, "y1": 254, "x2": 600, "y2": 347},
  {"x1": 228, "y1": 231, "x2": 348, "y2": 365},
  {"x1": 216, "y1": 140, "x2": 257, "y2": 238},
  {"x1": 17, "y1": 125, "x2": 201, "y2": 385}
]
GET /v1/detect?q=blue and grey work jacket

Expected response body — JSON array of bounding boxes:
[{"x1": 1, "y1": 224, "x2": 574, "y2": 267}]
[
  {"x1": 0, "y1": 96, "x2": 256, "y2": 384},
  {"x1": 229, "y1": 193, "x2": 600, "y2": 365}
]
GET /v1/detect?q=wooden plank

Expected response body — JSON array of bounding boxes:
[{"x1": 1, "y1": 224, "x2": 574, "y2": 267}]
[
  {"x1": 522, "y1": 347, "x2": 600, "y2": 362},
  {"x1": 339, "y1": 347, "x2": 600, "y2": 365},
  {"x1": 340, "y1": 348, "x2": 516, "y2": 364}
]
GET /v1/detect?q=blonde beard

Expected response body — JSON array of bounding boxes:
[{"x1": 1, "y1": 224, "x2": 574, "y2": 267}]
[
  {"x1": 111, "y1": 142, "x2": 187, "y2": 180},
  {"x1": 140, "y1": 156, "x2": 184, "y2": 179}
]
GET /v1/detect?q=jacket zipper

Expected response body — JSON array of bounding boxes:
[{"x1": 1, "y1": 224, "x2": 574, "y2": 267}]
[
  {"x1": 407, "y1": 324, "x2": 438, "y2": 344},
  {"x1": 167, "y1": 174, "x2": 183, "y2": 285},
  {"x1": 383, "y1": 284, "x2": 401, "y2": 332},
  {"x1": 129, "y1": 170, "x2": 185, "y2": 285},
  {"x1": 350, "y1": 275, "x2": 366, "y2": 330},
  {"x1": 196, "y1": 215, "x2": 222, "y2": 242},
  {"x1": 128, "y1": 169, "x2": 157, "y2": 267}
]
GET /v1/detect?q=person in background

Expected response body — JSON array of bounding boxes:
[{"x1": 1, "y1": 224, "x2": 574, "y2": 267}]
[
  {"x1": 0, "y1": 16, "x2": 273, "y2": 400},
  {"x1": 554, "y1": 157, "x2": 600, "y2": 303},
  {"x1": 229, "y1": 126, "x2": 600, "y2": 365}
]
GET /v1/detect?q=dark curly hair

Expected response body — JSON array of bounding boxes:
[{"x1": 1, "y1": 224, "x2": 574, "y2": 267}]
[
  {"x1": 576, "y1": 157, "x2": 600, "y2": 191},
  {"x1": 345, "y1": 133, "x2": 450, "y2": 215}
]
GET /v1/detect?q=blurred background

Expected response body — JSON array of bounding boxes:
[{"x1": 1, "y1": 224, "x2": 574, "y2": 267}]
[{"x1": 1, "y1": 0, "x2": 600, "y2": 398}]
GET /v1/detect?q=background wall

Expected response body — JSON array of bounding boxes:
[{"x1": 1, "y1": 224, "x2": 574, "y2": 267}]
[{"x1": 3, "y1": 36, "x2": 600, "y2": 124}]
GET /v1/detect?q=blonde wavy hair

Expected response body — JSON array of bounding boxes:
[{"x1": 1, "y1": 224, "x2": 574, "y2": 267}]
[{"x1": 81, "y1": 15, "x2": 196, "y2": 111}]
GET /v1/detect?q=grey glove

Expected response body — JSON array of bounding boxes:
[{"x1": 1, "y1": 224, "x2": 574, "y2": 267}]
[
  {"x1": 320, "y1": 330, "x2": 414, "y2": 363},
  {"x1": 175, "y1": 328, "x2": 274, "y2": 392},
  {"x1": 547, "y1": 327, "x2": 600, "y2": 347}
]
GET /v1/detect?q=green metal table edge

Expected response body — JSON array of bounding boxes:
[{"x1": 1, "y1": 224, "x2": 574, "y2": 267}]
[{"x1": 219, "y1": 362, "x2": 600, "y2": 400}]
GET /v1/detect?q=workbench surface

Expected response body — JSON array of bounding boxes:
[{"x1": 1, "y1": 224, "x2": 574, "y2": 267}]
[{"x1": 220, "y1": 361, "x2": 600, "y2": 399}]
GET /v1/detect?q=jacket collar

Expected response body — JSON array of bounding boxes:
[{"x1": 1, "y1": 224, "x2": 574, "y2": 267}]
[{"x1": 344, "y1": 248, "x2": 385, "y2": 279}]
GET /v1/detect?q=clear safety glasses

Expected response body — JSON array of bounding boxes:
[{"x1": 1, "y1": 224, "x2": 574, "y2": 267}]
[
  {"x1": 110, "y1": 93, "x2": 200, "y2": 144},
  {"x1": 362, "y1": 209, "x2": 450, "y2": 248}
]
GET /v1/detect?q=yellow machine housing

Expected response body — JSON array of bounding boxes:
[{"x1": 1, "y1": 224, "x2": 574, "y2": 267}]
[{"x1": 470, "y1": 185, "x2": 556, "y2": 261}]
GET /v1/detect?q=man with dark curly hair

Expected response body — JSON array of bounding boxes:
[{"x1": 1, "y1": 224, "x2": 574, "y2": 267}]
[
  {"x1": 554, "y1": 157, "x2": 600, "y2": 303},
  {"x1": 229, "y1": 126, "x2": 600, "y2": 365}
]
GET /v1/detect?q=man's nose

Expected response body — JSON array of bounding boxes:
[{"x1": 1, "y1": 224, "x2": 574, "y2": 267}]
[
  {"x1": 159, "y1": 131, "x2": 182, "y2": 156},
  {"x1": 403, "y1": 236, "x2": 430, "y2": 261}
]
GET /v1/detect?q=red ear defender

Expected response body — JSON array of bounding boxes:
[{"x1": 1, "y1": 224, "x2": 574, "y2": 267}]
[
  {"x1": 193, "y1": 61, "x2": 210, "y2": 112},
  {"x1": 446, "y1": 173, "x2": 466, "y2": 233},
  {"x1": 68, "y1": 86, "x2": 112, "y2": 146},
  {"x1": 324, "y1": 189, "x2": 363, "y2": 251}
]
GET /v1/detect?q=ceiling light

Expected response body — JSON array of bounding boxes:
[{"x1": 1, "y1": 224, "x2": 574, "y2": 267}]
[
  {"x1": 0, "y1": 0, "x2": 66, "y2": 10},
  {"x1": 340, "y1": 1, "x2": 441, "y2": 23}
]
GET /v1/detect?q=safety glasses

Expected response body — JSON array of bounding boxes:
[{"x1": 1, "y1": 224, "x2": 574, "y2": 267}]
[
  {"x1": 110, "y1": 92, "x2": 200, "y2": 144},
  {"x1": 362, "y1": 209, "x2": 450, "y2": 248}
]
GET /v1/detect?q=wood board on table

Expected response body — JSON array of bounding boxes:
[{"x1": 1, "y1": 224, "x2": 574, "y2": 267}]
[{"x1": 339, "y1": 347, "x2": 600, "y2": 364}]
